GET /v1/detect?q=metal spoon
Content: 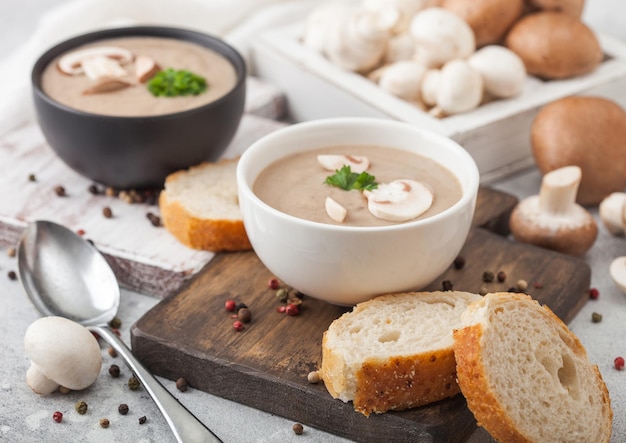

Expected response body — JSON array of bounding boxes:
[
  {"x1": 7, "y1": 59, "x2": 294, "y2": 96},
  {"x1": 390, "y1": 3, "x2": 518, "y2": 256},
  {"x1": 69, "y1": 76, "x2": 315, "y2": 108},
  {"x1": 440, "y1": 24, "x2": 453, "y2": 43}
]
[{"x1": 17, "y1": 220, "x2": 221, "y2": 443}]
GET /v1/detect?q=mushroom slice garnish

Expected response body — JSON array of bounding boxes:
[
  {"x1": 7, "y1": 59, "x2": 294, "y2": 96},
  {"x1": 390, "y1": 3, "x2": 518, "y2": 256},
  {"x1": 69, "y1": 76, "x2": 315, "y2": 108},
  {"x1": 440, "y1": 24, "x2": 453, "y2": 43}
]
[
  {"x1": 83, "y1": 78, "x2": 132, "y2": 95},
  {"x1": 325, "y1": 196, "x2": 348, "y2": 223},
  {"x1": 136, "y1": 55, "x2": 160, "y2": 83},
  {"x1": 364, "y1": 179, "x2": 433, "y2": 222},
  {"x1": 82, "y1": 55, "x2": 128, "y2": 81},
  {"x1": 318, "y1": 155, "x2": 370, "y2": 173},
  {"x1": 610, "y1": 256, "x2": 626, "y2": 295},
  {"x1": 57, "y1": 46, "x2": 134, "y2": 75}
]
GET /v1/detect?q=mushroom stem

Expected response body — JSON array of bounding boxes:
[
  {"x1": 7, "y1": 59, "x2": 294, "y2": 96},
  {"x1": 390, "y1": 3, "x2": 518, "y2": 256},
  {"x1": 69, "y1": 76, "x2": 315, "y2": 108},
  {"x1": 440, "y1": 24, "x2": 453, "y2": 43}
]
[
  {"x1": 26, "y1": 363, "x2": 59, "y2": 395},
  {"x1": 538, "y1": 166, "x2": 581, "y2": 215}
]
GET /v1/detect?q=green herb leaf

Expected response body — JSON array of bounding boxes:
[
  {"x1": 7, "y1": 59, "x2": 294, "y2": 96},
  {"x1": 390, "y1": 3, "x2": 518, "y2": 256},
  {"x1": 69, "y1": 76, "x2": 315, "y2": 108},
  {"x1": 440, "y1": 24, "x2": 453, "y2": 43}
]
[
  {"x1": 324, "y1": 166, "x2": 378, "y2": 191},
  {"x1": 147, "y1": 68, "x2": 208, "y2": 97}
]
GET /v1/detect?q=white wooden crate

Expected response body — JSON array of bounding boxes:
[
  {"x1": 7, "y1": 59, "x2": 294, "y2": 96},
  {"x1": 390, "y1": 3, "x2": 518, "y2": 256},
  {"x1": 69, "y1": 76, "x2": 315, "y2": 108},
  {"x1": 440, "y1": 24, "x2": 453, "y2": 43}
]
[{"x1": 251, "y1": 23, "x2": 626, "y2": 182}]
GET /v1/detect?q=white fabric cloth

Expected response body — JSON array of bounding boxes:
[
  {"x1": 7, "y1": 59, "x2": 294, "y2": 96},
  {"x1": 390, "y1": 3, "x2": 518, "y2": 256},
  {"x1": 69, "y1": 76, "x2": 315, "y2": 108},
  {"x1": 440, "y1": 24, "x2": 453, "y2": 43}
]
[{"x1": 0, "y1": 0, "x2": 318, "y2": 135}]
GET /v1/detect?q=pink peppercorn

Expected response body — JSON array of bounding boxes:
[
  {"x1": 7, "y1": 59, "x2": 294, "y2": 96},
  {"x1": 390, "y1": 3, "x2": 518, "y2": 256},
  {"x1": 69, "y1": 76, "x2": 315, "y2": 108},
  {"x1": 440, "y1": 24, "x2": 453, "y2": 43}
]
[
  {"x1": 233, "y1": 320, "x2": 245, "y2": 331},
  {"x1": 589, "y1": 288, "x2": 600, "y2": 299},
  {"x1": 225, "y1": 300, "x2": 237, "y2": 312},
  {"x1": 276, "y1": 306, "x2": 286, "y2": 313},
  {"x1": 268, "y1": 278, "x2": 280, "y2": 290},
  {"x1": 52, "y1": 411, "x2": 63, "y2": 423},
  {"x1": 615, "y1": 357, "x2": 625, "y2": 370},
  {"x1": 285, "y1": 304, "x2": 299, "y2": 316}
]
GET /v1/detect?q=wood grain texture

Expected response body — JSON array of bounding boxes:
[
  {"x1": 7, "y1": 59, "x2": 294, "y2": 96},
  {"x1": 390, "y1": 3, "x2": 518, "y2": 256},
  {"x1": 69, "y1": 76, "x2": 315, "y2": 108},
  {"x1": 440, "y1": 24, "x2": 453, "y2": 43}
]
[{"x1": 131, "y1": 189, "x2": 592, "y2": 443}]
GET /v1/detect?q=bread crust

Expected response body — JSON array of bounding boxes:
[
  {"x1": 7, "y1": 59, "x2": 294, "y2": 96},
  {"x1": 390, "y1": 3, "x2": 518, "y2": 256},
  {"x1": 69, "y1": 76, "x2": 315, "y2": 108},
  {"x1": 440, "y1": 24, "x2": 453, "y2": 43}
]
[
  {"x1": 453, "y1": 293, "x2": 613, "y2": 443},
  {"x1": 159, "y1": 160, "x2": 252, "y2": 252}
]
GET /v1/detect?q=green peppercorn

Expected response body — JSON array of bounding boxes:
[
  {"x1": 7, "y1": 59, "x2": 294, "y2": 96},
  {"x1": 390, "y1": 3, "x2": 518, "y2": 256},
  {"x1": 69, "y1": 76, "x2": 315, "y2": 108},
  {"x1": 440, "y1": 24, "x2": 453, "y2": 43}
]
[
  {"x1": 108, "y1": 316, "x2": 122, "y2": 329},
  {"x1": 128, "y1": 376, "x2": 140, "y2": 391},
  {"x1": 592, "y1": 312, "x2": 603, "y2": 323},
  {"x1": 482, "y1": 271, "x2": 495, "y2": 283},
  {"x1": 75, "y1": 401, "x2": 88, "y2": 415},
  {"x1": 276, "y1": 288, "x2": 289, "y2": 302}
]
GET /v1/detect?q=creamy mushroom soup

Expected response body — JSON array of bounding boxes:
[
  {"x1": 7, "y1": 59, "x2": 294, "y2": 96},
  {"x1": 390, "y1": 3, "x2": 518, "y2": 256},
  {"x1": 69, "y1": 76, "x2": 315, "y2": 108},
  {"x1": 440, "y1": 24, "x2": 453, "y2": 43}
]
[
  {"x1": 253, "y1": 145, "x2": 463, "y2": 227},
  {"x1": 41, "y1": 36, "x2": 237, "y2": 117}
]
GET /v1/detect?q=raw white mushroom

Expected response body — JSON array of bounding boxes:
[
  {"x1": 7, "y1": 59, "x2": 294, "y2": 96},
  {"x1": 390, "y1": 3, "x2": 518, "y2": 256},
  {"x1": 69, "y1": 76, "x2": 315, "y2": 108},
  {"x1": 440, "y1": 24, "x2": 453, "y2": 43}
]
[
  {"x1": 325, "y1": 7, "x2": 396, "y2": 72},
  {"x1": 57, "y1": 46, "x2": 134, "y2": 75},
  {"x1": 384, "y1": 32, "x2": 416, "y2": 64},
  {"x1": 468, "y1": 45, "x2": 527, "y2": 99},
  {"x1": 377, "y1": 60, "x2": 427, "y2": 102},
  {"x1": 409, "y1": 7, "x2": 476, "y2": 69},
  {"x1": 432, "y1": 59, "x2": 483, "y2": 116},
  {"x1": 302, "y1": 3, "x2": 353, "y2": 52},
  {"x1": 317, "y1": 154, "x2": 370, "y2": 173},
  {"x1": 364, "y1": 0, "x2": 435, "y2": 34},
  {"x1": 325, "y1": 196, "x2": 348, "y2": 223},
  {"x1": 610, "y1": 256, "x2": 626, "y2": 294},
  {"x1": 420, "y1": 68, "x2": 441, "y2": 107},
  {"x1": 24, "y1": 316, "x2": 102, "y2": 395},
  {"x1": 599, "y1": 192, "x2": 626, "y2": 235},
  {"x1": 364, "y1": 179, "x2": 433, "y2": 222}
]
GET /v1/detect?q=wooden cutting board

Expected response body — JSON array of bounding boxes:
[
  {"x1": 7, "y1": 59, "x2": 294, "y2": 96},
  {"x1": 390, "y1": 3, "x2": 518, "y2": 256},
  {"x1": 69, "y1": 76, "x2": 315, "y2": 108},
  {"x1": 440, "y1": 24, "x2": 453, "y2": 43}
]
[{"x1": 131, "y1": 187, "x2": 591, "y2": 443}]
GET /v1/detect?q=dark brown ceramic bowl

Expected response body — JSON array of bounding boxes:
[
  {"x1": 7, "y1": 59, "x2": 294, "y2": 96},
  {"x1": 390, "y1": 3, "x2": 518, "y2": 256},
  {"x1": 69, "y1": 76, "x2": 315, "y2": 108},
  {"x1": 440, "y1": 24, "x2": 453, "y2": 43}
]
[{"x1": 32, "y1": 26, "x2": 246, "y2": 188}]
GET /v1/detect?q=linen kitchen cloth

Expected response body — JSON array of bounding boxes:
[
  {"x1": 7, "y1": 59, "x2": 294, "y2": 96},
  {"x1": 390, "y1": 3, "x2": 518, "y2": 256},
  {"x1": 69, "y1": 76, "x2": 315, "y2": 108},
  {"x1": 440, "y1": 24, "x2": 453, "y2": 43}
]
[{"x1": 0, "y1": 0, "x2": 322, "y2": 136}]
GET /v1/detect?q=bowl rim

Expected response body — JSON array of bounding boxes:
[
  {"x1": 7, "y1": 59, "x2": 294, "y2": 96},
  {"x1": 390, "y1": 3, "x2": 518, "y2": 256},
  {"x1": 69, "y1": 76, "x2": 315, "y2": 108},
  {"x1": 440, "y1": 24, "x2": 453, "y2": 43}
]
[
  {"x1": 237, "y1": 117, "x2": 480, "y2": 233},
  {"x1": 31, "y1": 25, "x2": 247, "y2": 121}
]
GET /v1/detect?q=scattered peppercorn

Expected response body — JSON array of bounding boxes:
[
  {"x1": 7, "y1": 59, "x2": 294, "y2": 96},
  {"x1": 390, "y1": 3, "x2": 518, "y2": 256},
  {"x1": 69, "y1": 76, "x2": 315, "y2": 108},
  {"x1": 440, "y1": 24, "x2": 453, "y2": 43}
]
[
  {"x1": 128, "y1": 376, "x2": 140, "y2": 391},
  {"x1": 277, "y1": 306, "x2": 286, "y2": 313},
  {"x1": 225, "y1": 299, "x2": 237, "y2": 312},
  {"x1": 482, "y1": 271, "x2": 495, "y2": 283},
  {"x1": 108, "y1": 316, "x2": 122, "y2": 329},
  {"x1": 88, "y1": 184, "x2": 100, "y2": 195},
  {"x1": 589, "y1": 288, "x2": 600, "y2": 299},
  {"x1": 54, "y1": 185, "x2": 66, "y2": 197},
  {"x1": 285, "y1": 304, "x2": 300, "y2": 316},
  {"x1": 497, "y1": 271, "x2": 507, "y2": 282},
  {"x1": 516, "y1": 279, "x2": 528, "y2": 292},
  {"x1": 233, "y1": 320, "x2": 245, "y2": 331},
  {"x1": 102, "y1": 207, "x2": 113, "y2": 218},
  {"x1": 7, "y1": 270, "x2": 17, "y2": 281},
  {"x1": 591, "y1": 312, "x2": 603, "y2": 323},
  {"x1": 479, "y1": 285, "x2": 488, "y2": 296},
  {"x1": 533, "y1": 281, "x2": 543, "y2": 289},
  {"x1": 453, "y1": 256, "x2": 465, "y2": 270},
  {"x1": 307, "y1": 371, "x2": 321, "y2": 384},
  {"x1": 442, "y1": 280, "x2": 453, "y2": 291},
  {"x1": 7, "y1": 247, "x2": 16, "y2": 258},
  {"x1": 99, "y1": 418, "x2": 110, "y2": 428},
  {"x1": 276, "y1": 288, "x2": 289, "y2": 302},
  {"x1": 108, "y1": 346, "x2": 117, "y2": 358},
  {"x1": 236, "y1": 302, "x2": 248, "y2": 311},
  {"x1": 76, "y1": 229, "x2": 86, "y2": 236},
  {"x1": 146, "y1": 212, "x2": 161, "y2": 227},
  {"x1": 52, "y1": 411, "x2": 63, "y2": 423},
  {"x1": 237, "y1": 308, "x2": 252, "y2": 323},
  {"x1": 75, "y1": 400, "x2": 88, "y2": 415},
  {"x1": 268, "y1": 278, "x2": 280, "y2": 290},
  {"x1": 176, "y1": 378, "x2": 189, "y2": 392},
  {"x1": 138, "y1": 416, "x2": 147, "y2": 425},
  {"x1": 118, "y1": 404, "x2": 129, "y2": 415},
  {"x1": 109, "y1": 364, "x2": 121, "y2": 378},
  {"x1": 105, "y1": 187, "x2": 117, "y2": 197},
  {"x1": 292, "y1": 423, "x2": 304, "y2": 435},
  {"x1": 59, "y1": 386, "x2": 71, "y2": 394},
  {"x1": 507, "y1": 287, "x2": 517, "y2": 293},
  {"x1": 119, "y1": 191, "x2": 133, "y2": 204},
  {"x1": 28, "y1": 173, "x2": 36, "y2": 182},
  {"x1": 614, "y1": 356, "x2": 625, "y2": 370}
]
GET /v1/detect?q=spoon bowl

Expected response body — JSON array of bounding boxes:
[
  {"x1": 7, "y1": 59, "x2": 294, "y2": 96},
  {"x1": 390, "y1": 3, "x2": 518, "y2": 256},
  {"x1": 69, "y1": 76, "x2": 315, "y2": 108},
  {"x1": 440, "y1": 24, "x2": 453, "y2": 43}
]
[{"x1": 17, "y1": 220, "x2": 221, "y2": 443}]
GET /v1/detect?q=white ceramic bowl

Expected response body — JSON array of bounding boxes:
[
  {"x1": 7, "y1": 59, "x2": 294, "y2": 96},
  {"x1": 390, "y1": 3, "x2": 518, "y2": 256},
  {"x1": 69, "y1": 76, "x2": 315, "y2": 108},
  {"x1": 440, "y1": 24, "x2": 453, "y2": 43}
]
[{"x1": 237, "y1": 118, "x2": 479, "y2": 305}]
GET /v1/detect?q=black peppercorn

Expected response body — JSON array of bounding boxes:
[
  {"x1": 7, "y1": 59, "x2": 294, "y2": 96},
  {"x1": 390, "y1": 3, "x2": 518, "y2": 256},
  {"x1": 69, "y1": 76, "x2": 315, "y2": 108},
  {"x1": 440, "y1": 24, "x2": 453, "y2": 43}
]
[
  {"x1": 28, "y1": 173, "x2": 36, "y2": 182},
  {"x1": 442, "y1": 280, "x2": 453, "y2": 291},
  {"x1": 482, "y1": 271, "x2": 495, "y2": 283},
  {"x1": 54, "y1": 185, "x2": 66, "y2": 197},
  {"x1": 118, "y1": 404, "x2": 129, "y2": 415},
  {"x1": 497, "y1": 271, "x2": 507, "y2": 282},
  {"x1": 146, "y1": 212, "x2": 161, "y2": 227},
  {"x1": 88, "y1": 184, "x2": 100, "y2": 195},
  {"x1": 237, "y1": 308, "x2": 252, "y2": 323},
  {"x1": 109, "y1": 364, "x2": 121, "y2": 378},
  {"x1": 293, "y1": 423, "x2": 304, "y2": 435},
  {"x1": 7, "y1": 270, "x2": 17, "y2": 281},
  {"x1": 138, "y1": 416, "x2": 147, "y2": 425},
  {"x1": 102, "y1": 207, "x2": 113, "y2": 218},
  {"x1": 453, "y1": 256, "x2": 465, "y2": 270},
  {"x1": 176, "y1": 378, "x2": 189, "y2": 392}
]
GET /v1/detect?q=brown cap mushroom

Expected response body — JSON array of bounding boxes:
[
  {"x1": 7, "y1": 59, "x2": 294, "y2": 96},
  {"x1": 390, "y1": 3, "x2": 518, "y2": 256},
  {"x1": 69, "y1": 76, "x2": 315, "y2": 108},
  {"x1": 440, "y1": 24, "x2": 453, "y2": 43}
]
[
  {"x1": 24, "y1": 316, "x2": 102, "y2": 395},
  {"x1": 509, "y1": 166, "x2": 598, "y2": 256}
]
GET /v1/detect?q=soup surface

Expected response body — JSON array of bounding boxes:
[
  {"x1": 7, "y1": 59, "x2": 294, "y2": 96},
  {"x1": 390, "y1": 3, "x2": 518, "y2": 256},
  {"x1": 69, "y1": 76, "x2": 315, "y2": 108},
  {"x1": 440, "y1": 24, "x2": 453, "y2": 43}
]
[
  {"x1": 253, "y1": 145, "x2": 463, "y2": 227},
  {"x1": 41, "y1": 36, "x2": 237, "y2": 117}
]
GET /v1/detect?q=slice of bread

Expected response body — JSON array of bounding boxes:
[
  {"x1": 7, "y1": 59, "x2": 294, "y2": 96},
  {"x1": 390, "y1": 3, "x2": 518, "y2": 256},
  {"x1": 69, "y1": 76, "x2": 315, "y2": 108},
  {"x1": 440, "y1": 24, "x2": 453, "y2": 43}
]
[
  {"x1": 453, "y1": 292, "x2": 612, "y2": 443},
  {"x1": 159, "y1": 159, "x2": 252, "y2": 252},
  {"x1": 321, "y1": 291, "x2": 482, "y2": 416}
]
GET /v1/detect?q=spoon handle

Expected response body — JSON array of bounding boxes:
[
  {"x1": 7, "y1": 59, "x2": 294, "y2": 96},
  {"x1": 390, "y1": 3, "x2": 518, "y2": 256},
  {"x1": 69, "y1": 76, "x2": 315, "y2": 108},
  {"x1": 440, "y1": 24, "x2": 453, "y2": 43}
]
[{"x1": 91, "y1": 326, "x2": 222, "y2": 443}]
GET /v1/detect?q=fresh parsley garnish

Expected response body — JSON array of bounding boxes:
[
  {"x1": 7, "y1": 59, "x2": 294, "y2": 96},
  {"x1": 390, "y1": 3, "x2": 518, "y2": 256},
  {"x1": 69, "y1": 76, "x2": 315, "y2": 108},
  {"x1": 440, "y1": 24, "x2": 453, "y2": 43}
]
[
  {"x1": 147, "y1": 68, "x2": 208, "y2": 97},
  {"x1": 324, "y1": 166, "x2": 378, "y2": 191}
]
